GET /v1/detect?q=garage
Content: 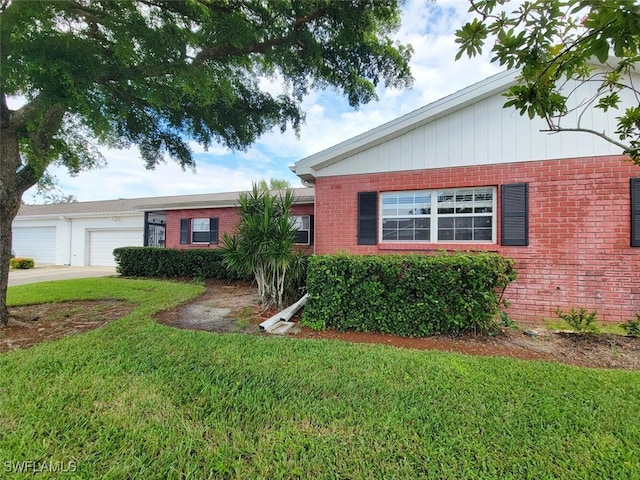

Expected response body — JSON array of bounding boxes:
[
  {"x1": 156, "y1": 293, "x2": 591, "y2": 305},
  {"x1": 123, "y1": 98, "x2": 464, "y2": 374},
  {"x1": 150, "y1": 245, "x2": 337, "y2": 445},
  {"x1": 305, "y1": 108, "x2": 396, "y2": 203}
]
[
  {"x1": 12, "y1": 226, "x2": 57, "y2": 264},
  {"x1": 88, "y1": 229, "x2": 143, "y2": 266}
]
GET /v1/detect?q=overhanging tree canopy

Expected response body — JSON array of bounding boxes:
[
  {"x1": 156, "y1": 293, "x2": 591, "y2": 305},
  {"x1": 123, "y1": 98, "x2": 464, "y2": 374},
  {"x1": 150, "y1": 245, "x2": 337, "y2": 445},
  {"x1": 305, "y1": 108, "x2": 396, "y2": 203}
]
[
  {"x1": 0, "y1": 0, "x2": 413, "y2": 325},
  {"x1": 455, "y1": 0, "x2": 640, "y2": 163}
]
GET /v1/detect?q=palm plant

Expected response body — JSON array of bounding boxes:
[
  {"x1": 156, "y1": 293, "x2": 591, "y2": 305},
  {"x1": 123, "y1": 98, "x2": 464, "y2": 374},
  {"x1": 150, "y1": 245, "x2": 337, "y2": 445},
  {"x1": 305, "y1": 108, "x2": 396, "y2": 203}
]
[{"x1": 221, "y1": 185, "x2": 303, "y2": 308}]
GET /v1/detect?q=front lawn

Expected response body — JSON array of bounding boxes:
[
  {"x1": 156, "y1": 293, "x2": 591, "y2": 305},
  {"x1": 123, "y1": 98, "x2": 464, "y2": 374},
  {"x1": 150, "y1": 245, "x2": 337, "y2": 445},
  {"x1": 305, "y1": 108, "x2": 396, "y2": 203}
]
[{"x1": 1, "y1": 278, "x2": 639, "y2": 479}]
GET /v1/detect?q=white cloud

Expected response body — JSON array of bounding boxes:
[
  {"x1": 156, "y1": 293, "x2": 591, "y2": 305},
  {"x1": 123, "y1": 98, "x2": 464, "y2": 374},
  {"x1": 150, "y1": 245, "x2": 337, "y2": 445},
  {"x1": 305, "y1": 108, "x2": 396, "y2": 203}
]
[{"x1": 29, "y1": 143, "x2": 309, "y2": 202}]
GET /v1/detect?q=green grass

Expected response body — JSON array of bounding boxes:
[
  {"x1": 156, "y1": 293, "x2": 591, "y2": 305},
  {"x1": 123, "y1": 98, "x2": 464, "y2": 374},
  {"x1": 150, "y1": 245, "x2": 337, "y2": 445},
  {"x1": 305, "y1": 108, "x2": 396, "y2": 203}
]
[{"x1": 1, "y1": 278, "x2": 639, "y2": 479}]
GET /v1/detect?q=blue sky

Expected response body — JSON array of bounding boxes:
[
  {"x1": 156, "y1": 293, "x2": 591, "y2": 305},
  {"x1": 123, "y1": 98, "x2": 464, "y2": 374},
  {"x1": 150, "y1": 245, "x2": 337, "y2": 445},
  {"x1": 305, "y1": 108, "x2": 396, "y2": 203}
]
[{"x1": 26, "y1": 0, "x2": 504, "y2": 203}]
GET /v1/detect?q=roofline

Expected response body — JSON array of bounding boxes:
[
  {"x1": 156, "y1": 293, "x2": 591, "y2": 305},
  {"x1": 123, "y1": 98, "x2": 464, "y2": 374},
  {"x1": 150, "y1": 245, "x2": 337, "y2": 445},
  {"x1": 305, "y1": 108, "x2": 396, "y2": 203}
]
[
  {"x1": 14, "y1": 211, "x2": 141, "y2": 221},
  {"x1": 135, "y1": 194, "x2": 315, "y2": 212},
  {"x1": 291, "y1": 69, "x2": 519, "y2": 181},
  {"x1": 16, "y1": 187, "x2": 315, "y2": 216}
]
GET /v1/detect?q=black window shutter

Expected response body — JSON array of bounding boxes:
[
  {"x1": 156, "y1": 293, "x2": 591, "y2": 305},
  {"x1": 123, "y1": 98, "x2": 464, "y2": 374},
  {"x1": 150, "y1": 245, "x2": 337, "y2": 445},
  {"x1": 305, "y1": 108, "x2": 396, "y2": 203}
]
[
  {"x1": 143, "y1": 212, "x2": 150, "y2": 247},
  {"x1": 632, "y1": 178, "x2": 640, "y2": 247},
  {"x1": 309, "y1": 214, "x2": 315, "y2": 245},
  {"x1": 210, "y1": 218, "x2": 219, "y2": 245},
  {"x1": 501, "y1": 183, "x2": 529, "y2": 246},
  {"x1": 358, "y1": 192, "x2": 378, "y2": 245},
  {"x1": 180, "y1": 218, "x2": 189, "y2": 245}
]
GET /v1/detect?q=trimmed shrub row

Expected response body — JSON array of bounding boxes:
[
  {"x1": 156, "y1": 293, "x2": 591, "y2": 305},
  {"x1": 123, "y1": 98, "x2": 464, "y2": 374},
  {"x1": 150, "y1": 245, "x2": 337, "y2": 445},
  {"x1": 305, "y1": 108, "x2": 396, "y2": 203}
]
[
  {"x1": 113, "y1": 247, "x2": 249, "y2": 281},
  {"x1": 301, "y1": 252, "x2": 517, "y2": 336}
]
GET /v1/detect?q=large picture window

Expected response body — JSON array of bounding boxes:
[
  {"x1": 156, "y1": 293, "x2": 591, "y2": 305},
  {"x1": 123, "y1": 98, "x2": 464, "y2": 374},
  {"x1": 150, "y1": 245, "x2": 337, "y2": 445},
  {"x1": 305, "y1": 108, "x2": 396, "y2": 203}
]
[{"x1": 381, "y1": 187, "x2": 495, "y2": 243}]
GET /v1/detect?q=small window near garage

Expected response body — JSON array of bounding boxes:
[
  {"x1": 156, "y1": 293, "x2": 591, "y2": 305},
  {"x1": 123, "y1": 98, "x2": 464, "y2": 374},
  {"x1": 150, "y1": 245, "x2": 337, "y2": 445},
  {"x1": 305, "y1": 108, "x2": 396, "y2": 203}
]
[
  {"x1": 380, "y1": 187, "x2": 495, "y2": 243},
  {"x1": 292, "y1": 215, "x2": 313, "y2": 245},
  {"x1": 187, "y1": 218, "x2": 219, "y2": 244}
]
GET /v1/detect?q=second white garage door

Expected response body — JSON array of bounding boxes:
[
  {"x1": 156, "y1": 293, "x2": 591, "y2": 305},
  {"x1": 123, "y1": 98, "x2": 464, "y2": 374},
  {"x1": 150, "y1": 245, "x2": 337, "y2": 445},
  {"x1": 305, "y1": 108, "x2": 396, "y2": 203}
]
[
  {"x1": 88, "y1": 229, "x2": 143, "y2": 266},
  {"x1": 12, "y1": 226, "x2": 57, "y2": 264}
]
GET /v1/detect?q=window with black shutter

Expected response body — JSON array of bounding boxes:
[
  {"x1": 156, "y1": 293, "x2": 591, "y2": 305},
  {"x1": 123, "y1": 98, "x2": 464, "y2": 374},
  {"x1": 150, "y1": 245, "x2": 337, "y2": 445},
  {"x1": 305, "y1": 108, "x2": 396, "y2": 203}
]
[
  {"x1": 501, "y1": 183, "x2": 529, "y2": 246},
  {"x1": 358, "y1": 192, "x2": 378, "y2": 245},
  {"x1": 632, "y1": 178, "x2": 640, "y2": 247}
]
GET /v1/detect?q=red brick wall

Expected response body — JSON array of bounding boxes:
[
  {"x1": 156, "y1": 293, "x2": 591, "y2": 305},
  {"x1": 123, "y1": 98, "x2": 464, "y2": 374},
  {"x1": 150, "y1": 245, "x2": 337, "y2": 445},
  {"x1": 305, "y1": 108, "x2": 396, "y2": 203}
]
[
  {"x1": 313, "y1": 155, "x2": 640, "y2": 323},
  {"x1": 165, "y1": 204, "x2": 315, "y2": 254}
]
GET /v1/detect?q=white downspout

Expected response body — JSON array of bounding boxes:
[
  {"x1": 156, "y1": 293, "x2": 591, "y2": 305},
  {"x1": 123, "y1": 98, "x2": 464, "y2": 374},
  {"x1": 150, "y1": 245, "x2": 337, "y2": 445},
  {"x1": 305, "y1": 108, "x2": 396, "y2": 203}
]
[{"x1": 60, "y1": 216, "x2": 72, "y2": 265}]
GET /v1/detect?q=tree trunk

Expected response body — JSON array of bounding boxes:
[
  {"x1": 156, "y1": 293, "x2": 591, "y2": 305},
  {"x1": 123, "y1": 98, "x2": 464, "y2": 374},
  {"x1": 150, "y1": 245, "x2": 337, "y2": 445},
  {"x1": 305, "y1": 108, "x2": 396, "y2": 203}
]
[
  {"x1": 0, "y1": 127, "x2": 28, "y2": 326},
  {"x1": 1, "y1": 93, "x2": 64, "y2": 326}
]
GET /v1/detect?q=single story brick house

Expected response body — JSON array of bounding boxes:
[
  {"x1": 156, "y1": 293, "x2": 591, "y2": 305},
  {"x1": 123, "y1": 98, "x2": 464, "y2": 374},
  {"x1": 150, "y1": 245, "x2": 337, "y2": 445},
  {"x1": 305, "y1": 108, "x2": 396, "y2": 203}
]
[
  {"x1": 13, "y1": 68, "x2": 639, "y2": 323},
  {"x1": 12, "y1": 188, "x2": 314, "y2": 266},
  {"x1": 291, "y1": 69, "x2": 640, "y2": 323}
]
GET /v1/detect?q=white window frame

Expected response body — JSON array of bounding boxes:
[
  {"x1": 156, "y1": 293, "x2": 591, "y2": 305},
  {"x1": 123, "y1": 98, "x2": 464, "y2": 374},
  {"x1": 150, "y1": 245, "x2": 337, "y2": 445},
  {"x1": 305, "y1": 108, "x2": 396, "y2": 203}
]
[
  {"x1": 292, "y1": 215, "x2": 311, "y2": 245},
  {"x1": 380, "y1": 187, "x2": 497, "y2": 243},
  {"x1": 191, "y1": 218, "x2": 211, "y2": 244}
]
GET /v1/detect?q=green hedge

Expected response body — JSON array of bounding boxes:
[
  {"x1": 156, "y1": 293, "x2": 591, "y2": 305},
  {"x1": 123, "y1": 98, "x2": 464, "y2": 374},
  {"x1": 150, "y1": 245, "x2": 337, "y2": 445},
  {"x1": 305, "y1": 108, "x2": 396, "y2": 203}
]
[
  {"x1": 301, "y1": 253, "x2": 517, "y2": 336},
  {"x1": 113, "y1": 247, "x2": 249, "y2": 280}
]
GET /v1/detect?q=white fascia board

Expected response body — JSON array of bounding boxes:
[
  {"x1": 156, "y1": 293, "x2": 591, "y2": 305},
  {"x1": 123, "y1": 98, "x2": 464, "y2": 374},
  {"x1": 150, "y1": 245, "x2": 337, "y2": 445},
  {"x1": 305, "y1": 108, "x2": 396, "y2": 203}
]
[
  {"x1": 142, "y1": 199, "x2": 316, "y2": 212},
  {"x1": 135, "y1": 191, "x2": 315, "y2": 211},
  {"x1": 14, "y1": 211, "x2": 141, "y2": 221},
  {"x1": 291, "y1": 69, "x2": 519, "y2": 181},
  {"x1": 134, "y1": 201, "x2": 242, "y2": 211}
]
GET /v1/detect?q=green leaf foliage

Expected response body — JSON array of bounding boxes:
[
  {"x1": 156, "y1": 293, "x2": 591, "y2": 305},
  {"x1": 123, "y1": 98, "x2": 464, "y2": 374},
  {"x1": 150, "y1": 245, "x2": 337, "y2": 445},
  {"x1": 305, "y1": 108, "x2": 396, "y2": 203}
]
[
  {"x1": 1, "y1": 0, "x2": 413, "y2": 178},
  {"x1": 112, "y1": 247, "x2": 249, "y2": 281},
  {"x1": 456, "y1": 0, "x2": 640, "y2": 163},
  {"x1": 302, "y1": 252, "x2": 517, "y2": 336}
]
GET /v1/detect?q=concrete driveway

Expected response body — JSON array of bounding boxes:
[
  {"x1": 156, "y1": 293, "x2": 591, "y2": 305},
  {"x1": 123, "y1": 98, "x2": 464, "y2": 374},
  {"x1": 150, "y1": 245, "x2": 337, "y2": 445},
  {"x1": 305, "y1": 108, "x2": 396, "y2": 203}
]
[{"x1": 8, "y1": 265, "x2": 118, "y2": 287}]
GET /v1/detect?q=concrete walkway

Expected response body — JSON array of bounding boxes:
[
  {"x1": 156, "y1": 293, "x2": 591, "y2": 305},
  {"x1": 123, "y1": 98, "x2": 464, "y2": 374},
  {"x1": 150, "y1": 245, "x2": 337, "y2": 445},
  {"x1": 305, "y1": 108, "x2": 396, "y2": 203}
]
[{"x1": 8, "y1": 265, "x2": 118, "y2": 287}]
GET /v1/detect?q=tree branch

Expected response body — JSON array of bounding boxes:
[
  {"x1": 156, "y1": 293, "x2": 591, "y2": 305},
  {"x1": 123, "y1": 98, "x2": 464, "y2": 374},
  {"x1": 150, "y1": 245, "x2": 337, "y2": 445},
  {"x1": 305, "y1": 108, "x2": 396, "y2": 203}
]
[
  {"x1": 540, "y1": 126, "x2": 631, "y2": 152},
  {"x1": 66, "y1": 0, "x2": 107, "y2": 24},
  {"x1": 30, "y1": 103, "x2": 66, "y2": 154},
  {"x1": 15, "y1": 164, "x2": 39, "y2": 194},
  {"x1": 8, "y1": 95, "x2": 46, "y2": 134},
  {"x1": 0, "y1": 91, "x2": 9, "y2": 128},
  {"x1": 193, "y1": 7, "x2": 326, "y2": 63},
  {"x1": 12, "y1": 103, "x2": 67, "y2": 195}
]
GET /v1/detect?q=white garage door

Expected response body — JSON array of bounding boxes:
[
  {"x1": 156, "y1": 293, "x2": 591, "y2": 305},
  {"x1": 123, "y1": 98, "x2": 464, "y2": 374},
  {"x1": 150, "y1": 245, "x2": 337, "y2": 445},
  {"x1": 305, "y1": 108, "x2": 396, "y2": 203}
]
[
  {"x1": 12, "y1": 227, "x2": 57, "y2": 264},
  {"x1": 88, "y1": 229, "x2": 143, "y2": 266}
]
